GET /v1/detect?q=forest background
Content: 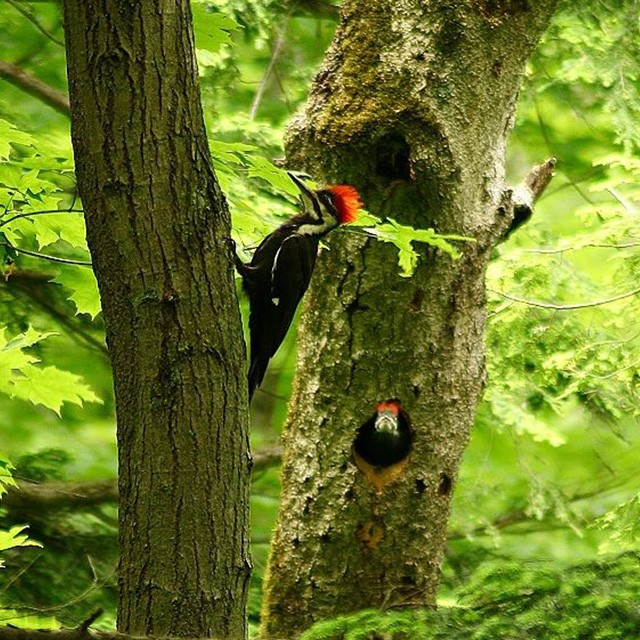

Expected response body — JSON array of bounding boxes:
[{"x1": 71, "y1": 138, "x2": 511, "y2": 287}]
[{"x1": 0, "y1": 0, "x2": 639, "y2": 637}]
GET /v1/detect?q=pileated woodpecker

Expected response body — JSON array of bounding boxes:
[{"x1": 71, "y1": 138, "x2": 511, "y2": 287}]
[
  {"x1": 234, "y1": 172, "x2": 363, "y2": 400},
  {"x1": 353, "y1": 399, "x2": 412, "y2": 468}
]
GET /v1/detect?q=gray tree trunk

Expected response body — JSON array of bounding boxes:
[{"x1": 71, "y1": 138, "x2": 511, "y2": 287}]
[
  {"x1": 261, "y1": 2, "x2": 559, "y2": 637},
  {"x1": 62, "y1": 2, "x2": 250, "y2": 638}
]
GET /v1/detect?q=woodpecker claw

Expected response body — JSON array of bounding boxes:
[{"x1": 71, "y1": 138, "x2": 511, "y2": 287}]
[{"x1": 227, "y1": 237, "x2": 246, "y2": 274}]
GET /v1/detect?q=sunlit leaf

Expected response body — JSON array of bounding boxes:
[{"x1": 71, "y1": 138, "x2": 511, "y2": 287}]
[
  {"x1": 192, "y1": 4, "x2": 240, "y2": 54},
  {"x1": 0, "y1": 328, "x2": 101, "y2": 414},
  {"x1": 53, "y1": 265, "x2": 101, "y2": 319},
  {"x1": 0, "y1": 119, "x2": 35, "y2": 159}
]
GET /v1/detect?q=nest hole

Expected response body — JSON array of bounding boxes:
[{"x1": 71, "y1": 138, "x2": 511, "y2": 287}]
[{"x1": 375, "y1": 133, "x2": 412, "y2": 181}]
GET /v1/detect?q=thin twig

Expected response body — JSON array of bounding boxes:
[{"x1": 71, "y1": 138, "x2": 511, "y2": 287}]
[
  {"x1": 523, "y1": 241, "x2": 640, "y2": 254},
  {"x1": 591, "y1": 357, "x2": 640, "y2": 381},
  {"x1": 249, "y1": 19, "x2": 289, "y2": 120},
  {"x1": 606, "y1": 187, "x2": 636, "y2": 214},
  {"x1": 0, "y1": 209, "x2": 84, "y2": 228},
  {"x1": 8, "y1": 245, "x2": 92, "y2": 267},
  {"x1": 488, "y1": 286, "x2": 640, "y2": 311}
]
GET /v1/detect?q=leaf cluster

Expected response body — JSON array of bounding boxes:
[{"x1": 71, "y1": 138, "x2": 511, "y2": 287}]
[{"x1": 302, "y1": 553, "x2": 640, "y2": 640}]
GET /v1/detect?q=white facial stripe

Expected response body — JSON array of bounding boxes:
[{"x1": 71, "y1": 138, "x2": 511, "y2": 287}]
[{"x1": 296, "y1": 219, "x2": 337, "y2": 237}]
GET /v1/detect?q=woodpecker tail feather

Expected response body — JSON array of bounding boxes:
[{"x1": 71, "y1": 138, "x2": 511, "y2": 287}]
[{"x1": 248, "y1": 356, "x2": 268, "y2": 401}]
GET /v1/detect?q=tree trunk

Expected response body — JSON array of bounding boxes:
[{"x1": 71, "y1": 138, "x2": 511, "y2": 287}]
[
  {"x1": 62, "y1": 2, "x2": 250, "y2": 638},
  {"x1": 261, "y1": 2, "x2": 559, "y2": 637}
]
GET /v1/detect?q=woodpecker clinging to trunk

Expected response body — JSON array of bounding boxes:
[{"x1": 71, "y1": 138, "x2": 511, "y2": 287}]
[
  {"x1": 234, "y1": 172, "x2": 363, "y2": 400},
  {"x1": 353, "y1": 399, "x2": 413, "y2": 468}
]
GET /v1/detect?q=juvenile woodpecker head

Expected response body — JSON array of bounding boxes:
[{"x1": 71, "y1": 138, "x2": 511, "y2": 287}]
[
  {"x1": 374, "y1": 400, "x2": 401, "y2": 434},
  {"x1": 353, "y1": 398, "x2": 413, "y2": 469},
  {"x1": 288, "y1": 172, "x2": 363, "y2": 234}
]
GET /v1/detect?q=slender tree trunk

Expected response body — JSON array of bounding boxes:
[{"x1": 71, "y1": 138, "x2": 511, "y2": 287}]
[
  {"x1": 261, "y1": 2, "x2": 558, "y2": 637},
  {"x1": 62, "y1": 2, "x2": 250, "y2": 638}
]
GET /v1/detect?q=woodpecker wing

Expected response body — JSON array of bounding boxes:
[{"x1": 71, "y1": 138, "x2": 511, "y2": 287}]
[{"x1": 246, "y1": 231, "x2": 319, "y2": 398}]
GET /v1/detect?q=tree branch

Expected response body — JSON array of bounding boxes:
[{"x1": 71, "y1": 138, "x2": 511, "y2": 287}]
[
  {"x1": 3, "y1": 447, "x2": 282, "y2": 514},
  {"x1": 0, "y1": 623, "x2": 201, "y2": 640},
  {"x1": 0, "y1": 60, "x2": 70, "y2": 115},
  {"x1": 503, "y1": 157, "x2": 557, "y2": 238},
  {"x1": 4, "y1": 479, "x2": 119, "y2": 513}
]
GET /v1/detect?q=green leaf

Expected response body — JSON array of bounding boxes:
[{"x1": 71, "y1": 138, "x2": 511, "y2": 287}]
[
  {"x1": 0, "y1": 327, "x2": 101, "y2": 414},
  {"x1": 191, "y1": 4, "x2": 240, "y2": 54},
  {"x1": 0, "y1": 455, "x2": 16, "y2": 497},
  {"x1": 0, "y1": 525, "x2": 41, "y2": 555},
  {"x1": 594, "y1": 494, "x2": 640, "y2": 554},
  {"x1": 212, "y1": 139, "x2": 259, "y2": 166},
  {"x1": 246, "y1": 156, "x2": 300, "y2": 195},
  {"x1": 0, "y1": 610, "x2": 60, "y2": 630},
  {"x1": 53, "y1": 265, "x2": 101, "y2": 319},
  {"x1": 9, "y1": 365, "x2": 102, "y2": 416},
  {"x1": 0, "y1": 119, "x2": 35, "y2": 159},
  {"x1": 362, "y1": 218, "x2": 473, "y2": 276}
]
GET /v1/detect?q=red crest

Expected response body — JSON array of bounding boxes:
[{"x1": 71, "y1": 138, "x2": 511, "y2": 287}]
[{"x1": 327, "y1": 185, "x2": 363, "y2": 224}]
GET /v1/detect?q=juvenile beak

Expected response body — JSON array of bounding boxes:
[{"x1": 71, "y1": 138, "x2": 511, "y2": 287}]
[{"x1": 375, "y1": 411, "x2": 398, "y2": 433}]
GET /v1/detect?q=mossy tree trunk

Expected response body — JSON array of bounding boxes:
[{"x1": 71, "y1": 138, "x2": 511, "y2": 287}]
[
  {"x1": 62, "y1": 2, "x2": 250, "y2": 638},
  {"x1": 261, "y1": 2, "x2": 559, "y2": 637}
]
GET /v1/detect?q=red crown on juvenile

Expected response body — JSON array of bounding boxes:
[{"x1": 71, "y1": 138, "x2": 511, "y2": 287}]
[
  {"x1": 377, "y1": 399, "x2": 400, "y2": 415},
  {"x1": 327, "y1": 185, "x2": 363, "y2": 224}
]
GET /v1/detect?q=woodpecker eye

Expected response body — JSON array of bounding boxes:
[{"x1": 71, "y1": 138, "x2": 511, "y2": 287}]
[{"x1": 318, "y1": 191, "x2": 339, "y2": 218}]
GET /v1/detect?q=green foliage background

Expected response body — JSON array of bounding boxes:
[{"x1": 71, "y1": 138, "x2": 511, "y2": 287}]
[{"x1": 0, "y1": 0, "x2": 639, "y2": 636}]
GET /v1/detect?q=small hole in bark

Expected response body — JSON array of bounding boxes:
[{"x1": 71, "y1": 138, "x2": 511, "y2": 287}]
[
  {"x1": 303, "y1": 496, "x2": 313, "y2": 515},
  {"x1": 344, "y1": 487, "x2": 355, "y2": 501},
  {"x1": 375, "y1": 133, "x2": 412, "y2": 180},
  {"x1": 401, "y1": 575, "x2": 417, "y2": 586},
  {"x1": 412, "y1": 384, "x2": 421, "y2": 399},
  {"x1": 356, "y1": 520, "x2": 385, "y2": 549},
  {"x1": 320, "y1": 531, "x2": 331, "y2": 543},
  {"x1": 292, "y1": 537, "x2": 300, "y2": 549},
  {"x1": 410, "y1": 288, "x2": 424, "y2": 311},
  {"x1": 438, "y1": 473, "x2": 452, "y2": 496},
  {"x1": 339, "y1": 461, "x2": 348, "y2": 473},
  {"x1": 415, "y1": 478, "x2": 427, "y2": 494}
]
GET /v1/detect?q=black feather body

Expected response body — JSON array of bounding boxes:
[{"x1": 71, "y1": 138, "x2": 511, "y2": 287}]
[{"x1": 235, "y1": 212, "x2": 335, "y2": 400}]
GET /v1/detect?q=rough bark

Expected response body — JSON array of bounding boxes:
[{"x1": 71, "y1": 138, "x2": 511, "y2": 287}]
[
  {"x1": 61, "y1": 2, "x2": 250, "y2": 638},
  {"x1": 261, "y1": 1, "x2": 559, "y2": 637}
]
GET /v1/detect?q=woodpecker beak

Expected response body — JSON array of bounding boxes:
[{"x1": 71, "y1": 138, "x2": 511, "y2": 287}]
[
  {"x1": 287, "y1": 172, "x2": 318, "y2": 216},
  {"x1": 375, "y1": 410, "x2": 398, "y2": 434}
]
